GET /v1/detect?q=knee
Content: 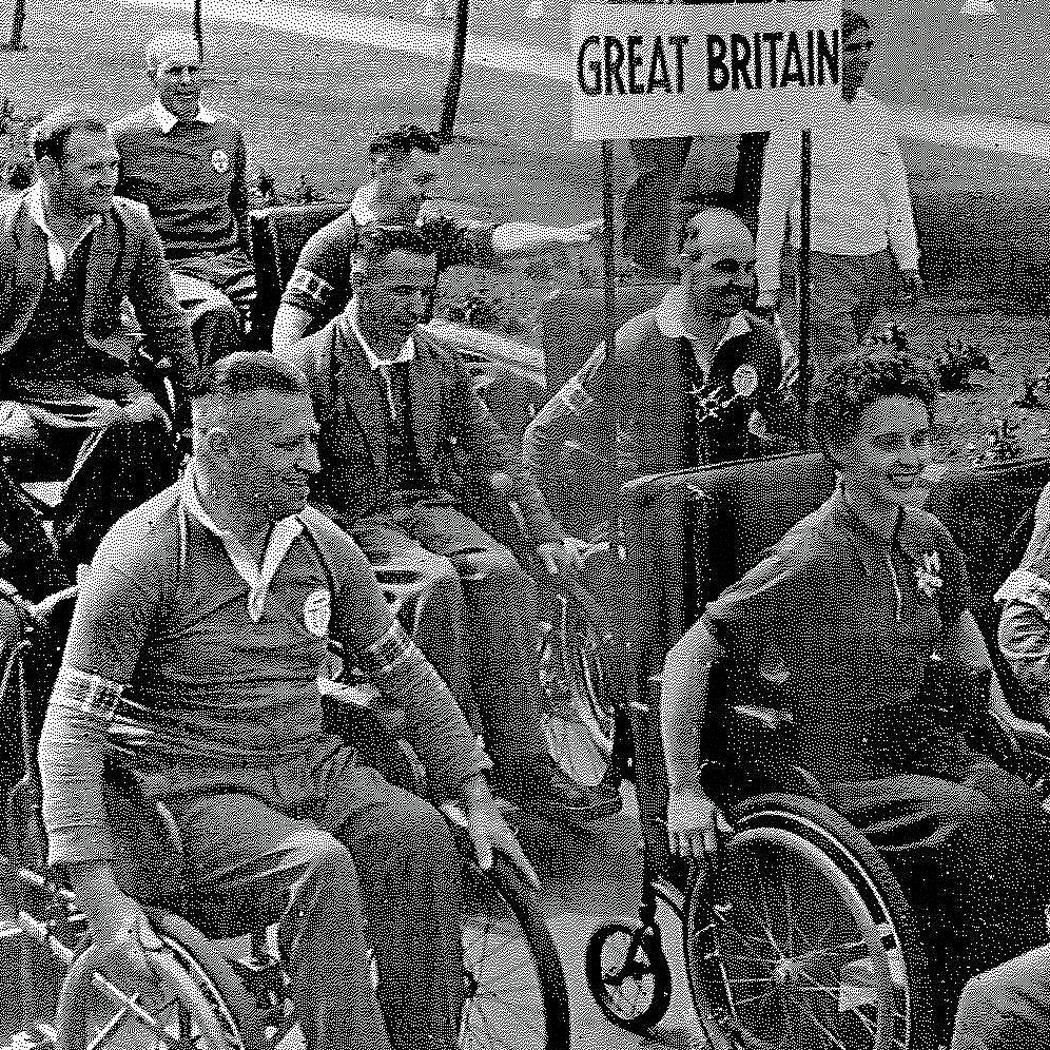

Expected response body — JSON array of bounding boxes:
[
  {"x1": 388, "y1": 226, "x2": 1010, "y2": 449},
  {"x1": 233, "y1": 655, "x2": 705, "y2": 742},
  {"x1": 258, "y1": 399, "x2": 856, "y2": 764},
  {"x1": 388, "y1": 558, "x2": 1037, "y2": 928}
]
[
  {"x1": 474, "y1": 546, "x2": 527, "y2": 591},
  {"x1": 393, "y1": 795, "x2": 459, "y2": 877}
]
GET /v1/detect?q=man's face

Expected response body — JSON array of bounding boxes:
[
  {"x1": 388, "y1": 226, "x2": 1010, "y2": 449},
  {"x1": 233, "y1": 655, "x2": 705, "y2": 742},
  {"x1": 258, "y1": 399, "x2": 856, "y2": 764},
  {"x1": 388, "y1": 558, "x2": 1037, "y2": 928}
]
[
  {"x1": 41, "y1": 129, "x2": 120, "y2": 218},
  {"x1": 361, "y1": 146, "x2": 445, "y2": 222},
  {"x1": 841, "y1": 25, "x2": 874, "y2": 97},
  {"x1": 223, "y1": 392, "x2": 320, "y2": 520},
  {"x1": 680, "y1": 227, "x2": 756, "y2": 320},
  {"x1": 354, "y1": 249, "x2": 439, "y2": 343},
  {"x1": 149, "y1": 42, "x2": 203, "y2": 120},
  {"x1": 830, "y1": 395, "x2": 933, "y2": 510}
]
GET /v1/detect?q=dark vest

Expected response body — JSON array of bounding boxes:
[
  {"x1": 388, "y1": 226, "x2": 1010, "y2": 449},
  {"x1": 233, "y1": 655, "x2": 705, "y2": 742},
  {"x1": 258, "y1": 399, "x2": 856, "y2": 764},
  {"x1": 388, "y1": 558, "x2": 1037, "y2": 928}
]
[{"x1": 378, "y1": 364, "x2": 437, "y2": 497}]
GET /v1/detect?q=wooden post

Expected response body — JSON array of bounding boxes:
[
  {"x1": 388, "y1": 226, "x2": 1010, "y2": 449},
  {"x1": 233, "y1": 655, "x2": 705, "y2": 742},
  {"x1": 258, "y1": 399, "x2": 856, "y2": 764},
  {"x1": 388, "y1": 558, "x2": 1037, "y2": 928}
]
[
  {"x1": 193, "y1": 0, "x2": 204, "y2": 63},
  {"x1": 796, "y1": 127, "x2": 813, "y2": 444},
  {"x1": 439, "y1": 0, "x2": 470, "y2": 142},
  {"x1": 5, "y1": 0, "x2": 27, "y2": 50},
  {"x1": 600, "y1": 140, "x2": 620, "y2": 561}
]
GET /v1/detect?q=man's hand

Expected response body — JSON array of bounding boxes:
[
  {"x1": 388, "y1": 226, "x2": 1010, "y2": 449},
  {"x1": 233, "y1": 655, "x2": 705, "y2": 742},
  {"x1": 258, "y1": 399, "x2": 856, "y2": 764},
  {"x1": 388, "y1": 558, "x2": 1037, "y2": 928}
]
[
  {"x1": 555, "y1": 219, "x2": 603, "y2": 247},
  {"x1": 666, "y1": 788, "x2": 733, "y2": 862},
  {"x1": 123, "y1": 396, "x2": 172, "y2": 434},
  {"x1": 900, "y1": 269, "x2": 924, "y2": 306},
  {"x1": 458, "y1": 776, "x2": 540, "y2": 889},
  {"x1": 69, "y1": 863, "x2": 165, "y2": 988},
  {"x1": 537, "y1": 541, "x2": 584, "y2": 578}
]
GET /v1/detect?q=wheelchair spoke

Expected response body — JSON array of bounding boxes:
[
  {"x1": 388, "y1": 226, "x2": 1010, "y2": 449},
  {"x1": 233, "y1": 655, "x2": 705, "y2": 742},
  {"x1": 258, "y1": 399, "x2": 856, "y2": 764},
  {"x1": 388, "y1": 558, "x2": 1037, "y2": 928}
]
[{"x1": 85, "y1": 995, "x2": 145, "y2": 1050}]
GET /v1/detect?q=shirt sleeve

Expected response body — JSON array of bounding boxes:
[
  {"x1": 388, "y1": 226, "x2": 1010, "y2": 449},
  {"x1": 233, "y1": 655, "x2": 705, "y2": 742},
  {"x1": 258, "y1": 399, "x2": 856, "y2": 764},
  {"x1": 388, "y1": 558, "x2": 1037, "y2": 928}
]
[
  {"x1": 881, "y1": 123, "x2": 920, "y2": 270},
  {"x1": 754, "y1": 125, "x2": 800, "y2": 293},
  {"x1": 998, "y1": 573, "x2": 1050, "y2": 696},
  {"x1": 425, "y1": 216, "x2": 495, "y2": 270},
  {"x1": 330, "y1": 533, "x2": 492, "y2": 799},
  {"x1": 282, "y1": 221, "x2": 352, "y2": 319}
]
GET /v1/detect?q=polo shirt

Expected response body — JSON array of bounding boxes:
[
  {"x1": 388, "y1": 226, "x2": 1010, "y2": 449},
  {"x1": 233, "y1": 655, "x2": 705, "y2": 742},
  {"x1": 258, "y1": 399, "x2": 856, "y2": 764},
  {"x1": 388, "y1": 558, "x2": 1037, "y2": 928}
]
[
  {"x1": 111, "y1": 101, "x2": 248, "y2": 260},
  {"x1": 702, "y1": 487, "x2": 970, "y2": 782},
  {"x1": 282, "y1": 210, "x2": 494, "y2": 332}
]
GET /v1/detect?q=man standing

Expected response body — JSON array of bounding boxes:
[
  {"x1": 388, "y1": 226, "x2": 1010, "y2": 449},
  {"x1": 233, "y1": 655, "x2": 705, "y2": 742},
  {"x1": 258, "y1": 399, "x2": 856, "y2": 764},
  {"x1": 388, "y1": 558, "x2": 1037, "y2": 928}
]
[
  {"x1": 279, "y1": 224, "x2": 620, "y2": 823},
  {"x1": 0, "y1": 107, "x2": 193, "y2": 568},
  {"x1": 39, "y1": 352, "x2": 530, "y2": 1050},
  {"x1": 754, "y1": 9, "x2": 922, "y2": 378},
  {"x1": 111, "y1": 32, "x2": 251, "y2": 363},
  {"x1": 271, "y1": 124, "x2": 602, "y2": 348}
]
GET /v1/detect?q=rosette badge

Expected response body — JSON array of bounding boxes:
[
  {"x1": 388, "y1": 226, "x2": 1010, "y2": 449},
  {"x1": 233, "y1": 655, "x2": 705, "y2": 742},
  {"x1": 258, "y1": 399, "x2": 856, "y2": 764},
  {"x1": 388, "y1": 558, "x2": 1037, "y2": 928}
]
[{"x1": 732, "y1": 364, "x2": 759, "y2": 398}]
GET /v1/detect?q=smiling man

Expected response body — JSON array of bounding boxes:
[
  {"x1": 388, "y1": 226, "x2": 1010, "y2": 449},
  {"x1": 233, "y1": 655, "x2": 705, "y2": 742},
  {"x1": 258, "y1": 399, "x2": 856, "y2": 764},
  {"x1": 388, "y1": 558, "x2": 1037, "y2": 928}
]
[{"x1": 111, "y1": 32, "x2": 253, "y2": 364}]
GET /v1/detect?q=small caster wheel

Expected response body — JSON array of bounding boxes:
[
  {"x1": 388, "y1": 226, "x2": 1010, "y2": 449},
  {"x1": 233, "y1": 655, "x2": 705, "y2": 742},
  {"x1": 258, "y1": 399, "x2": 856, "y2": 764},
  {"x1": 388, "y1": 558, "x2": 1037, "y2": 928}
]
[{"x1": 585, "y1": 921, "x2": 672, "y2": 1033}]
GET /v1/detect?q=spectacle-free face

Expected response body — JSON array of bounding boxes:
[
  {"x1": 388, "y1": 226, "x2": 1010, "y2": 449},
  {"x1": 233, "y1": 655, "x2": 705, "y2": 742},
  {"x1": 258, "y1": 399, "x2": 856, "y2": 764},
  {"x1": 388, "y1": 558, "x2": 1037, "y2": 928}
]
[
  {"x1": 353, "y1": 248, "x2": 439, "y2": 343},
  {"x1": 361, "y1": 146, "x2": 447, "y2": 222},
  {"x1": 40, "y1": 129, "x2": 120, "y2": 218},
  {"x1": 830, "y1": 395, "x2": 934, "y2": 511},
  {"x1": 150, "y1": 39, "x2": 204, "y2": 120},
  {"x1": 680, "y1": 225, "x2": 757, "y2": 321},
  {"x1": 841, "y1": 24, "x2": 874, "y2": 98}
]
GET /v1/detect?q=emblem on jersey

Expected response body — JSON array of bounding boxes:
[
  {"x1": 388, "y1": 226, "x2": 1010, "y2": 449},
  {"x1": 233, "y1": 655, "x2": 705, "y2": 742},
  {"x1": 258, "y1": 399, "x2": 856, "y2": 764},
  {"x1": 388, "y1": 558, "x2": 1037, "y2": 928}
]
[
  {"x1": 211, "y1": 149, "x2": 230, "y2": 173},
  {"x1": 303, "y1": 589, "x2": 331, "y2": 637},
  {"x1": 732, "y1": 364, "x2": 759, "y2": 398}
]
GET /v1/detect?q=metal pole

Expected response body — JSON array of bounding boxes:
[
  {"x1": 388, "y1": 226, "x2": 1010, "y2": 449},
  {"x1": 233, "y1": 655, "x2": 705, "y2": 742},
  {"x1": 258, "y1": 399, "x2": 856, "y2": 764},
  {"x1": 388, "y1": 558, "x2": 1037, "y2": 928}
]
[
  {"x1": 600, "y1": 140, "x2": 620, "y2": 557},
  {"x1": 796, "y1": 127, "x2": 812, "y2": 445},
  {"x1": 439, "y1": 0, "x2": 470, "y2": 142}
]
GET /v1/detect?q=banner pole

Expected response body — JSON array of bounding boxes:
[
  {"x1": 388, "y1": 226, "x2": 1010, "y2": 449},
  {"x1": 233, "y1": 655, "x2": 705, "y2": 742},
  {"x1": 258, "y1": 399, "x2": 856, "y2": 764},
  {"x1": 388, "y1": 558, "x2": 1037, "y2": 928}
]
[
  {"x1": 796, "y1": 127, "x2": 813, "y2": 446},
  {"x1": 600, "y1": 139, "x2": 620, "y2": 554}
]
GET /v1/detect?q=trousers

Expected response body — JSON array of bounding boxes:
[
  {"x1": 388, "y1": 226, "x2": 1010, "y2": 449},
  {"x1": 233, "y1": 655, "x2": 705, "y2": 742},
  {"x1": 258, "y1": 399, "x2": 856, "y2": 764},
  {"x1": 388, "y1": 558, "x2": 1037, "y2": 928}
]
[
  {"x1": 352, "y1": 501, "x2": 549, "y2": 801},
  {"x1": 119, "y1": 741, "x2": 464, "y2": 1050},
  {"x1": 172, "y1": 250, "x2": 256, "y2": 364}
]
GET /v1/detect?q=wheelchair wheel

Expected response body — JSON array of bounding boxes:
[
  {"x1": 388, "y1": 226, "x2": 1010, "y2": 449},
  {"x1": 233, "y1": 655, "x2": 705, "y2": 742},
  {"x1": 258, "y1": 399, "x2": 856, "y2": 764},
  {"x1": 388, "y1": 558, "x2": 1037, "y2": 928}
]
[
  {"x1": 56, "y1": 909, "x2": 267, "y2": 1050},
  {"x1": 684, "y1": 793, "x2": 935, "y2": 1050},
  {"x1": 536, "y1": 584, "x2": 616, "y2": 788},
  {"x1": 585, "y1": 921, "x2": 673, "y2": 1033},
  {"x1": 459, "y1": 854, "x2": 570, "y2": 1050}
]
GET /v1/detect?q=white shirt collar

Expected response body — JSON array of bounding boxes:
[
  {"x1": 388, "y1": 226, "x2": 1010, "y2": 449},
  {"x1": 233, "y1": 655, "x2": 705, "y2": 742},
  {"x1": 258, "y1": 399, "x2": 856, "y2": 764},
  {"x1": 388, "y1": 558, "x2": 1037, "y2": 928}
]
[
  {"x1": 152, "y1": 97, "x2": 217, "y2": 133},
  {"x1": 26, "y1": 181, "x2": 101, "y2": 279},
  {"x1": 346, "y1": 298, "x2": 416, "y2": 370},
  {"x1": 180, "y1": 465, "x2": 304, "y2": 623},
  {"x1": 655, "y1": 286, "x2": 752, "y2": 346}
]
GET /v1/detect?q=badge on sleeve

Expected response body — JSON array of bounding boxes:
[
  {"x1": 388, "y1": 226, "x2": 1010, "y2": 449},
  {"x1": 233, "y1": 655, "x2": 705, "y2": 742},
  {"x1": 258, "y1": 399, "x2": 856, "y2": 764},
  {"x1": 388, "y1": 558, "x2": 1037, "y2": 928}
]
[
  {"x1": 732, "y1": 364, "x2": 760, "y2": 398},
  {"x1": 303, "y1": 589, "x2": 331, "y2": 637},
  {"x1": 211, "y1": 149, "x2": 231, "y2": 174}
]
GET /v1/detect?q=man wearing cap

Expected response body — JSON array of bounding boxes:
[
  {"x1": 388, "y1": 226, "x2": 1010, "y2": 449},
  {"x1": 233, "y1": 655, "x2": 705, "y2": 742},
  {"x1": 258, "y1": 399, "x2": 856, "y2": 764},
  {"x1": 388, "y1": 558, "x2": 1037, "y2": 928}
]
[{"x1": 111, "y1": 31, "x2": 252, "y2": 364}]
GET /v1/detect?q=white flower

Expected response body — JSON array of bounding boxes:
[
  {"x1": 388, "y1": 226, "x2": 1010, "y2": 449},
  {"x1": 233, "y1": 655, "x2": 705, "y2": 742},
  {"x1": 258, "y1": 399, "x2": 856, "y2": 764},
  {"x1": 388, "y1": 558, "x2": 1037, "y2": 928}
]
[{"x1": 914, "y1": 551, "x2": 944, "y2": 599}]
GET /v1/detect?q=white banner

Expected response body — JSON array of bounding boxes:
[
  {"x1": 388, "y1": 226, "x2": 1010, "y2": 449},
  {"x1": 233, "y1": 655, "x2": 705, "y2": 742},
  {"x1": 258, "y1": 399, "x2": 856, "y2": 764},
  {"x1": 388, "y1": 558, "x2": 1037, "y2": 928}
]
[{"x1": 572, "y1": 0, "x2": 843, "y2": 140}]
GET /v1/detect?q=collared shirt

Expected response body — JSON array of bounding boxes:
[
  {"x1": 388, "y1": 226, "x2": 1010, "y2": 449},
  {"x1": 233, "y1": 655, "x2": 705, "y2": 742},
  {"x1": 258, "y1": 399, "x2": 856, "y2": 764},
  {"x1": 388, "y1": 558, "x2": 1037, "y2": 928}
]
[
  {"x1": 26, "y1": 181, "x2": 100, "y2": 279},
  {"x1": 655, "y1": 287, "x2": 753, "y2": 375},
  {"x1": 755, "y1": 89, "x2": 920, "y2": 291},
  {"x1": 702, "y1": 486, "x2": 970, "y2": 782},
  {"x1": 180, "y1": 466, "x2": 304, "y2": 622},
  {"x1": 345, "y1": 298, "x2": 416, "y2": 371},
  {"x1": 151, "y1": 96, "x2": 217, "y2": 134}
]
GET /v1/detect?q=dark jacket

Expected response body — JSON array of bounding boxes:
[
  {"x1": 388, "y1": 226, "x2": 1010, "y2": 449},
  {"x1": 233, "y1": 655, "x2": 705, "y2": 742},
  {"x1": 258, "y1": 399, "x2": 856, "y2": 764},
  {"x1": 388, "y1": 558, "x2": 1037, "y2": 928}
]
[
  {"x1": 279, "y1": 318, "x2": 563, "y2": 545},
  {"x1": 0, "y1": 189, "x2": 196, "y2": 395}
]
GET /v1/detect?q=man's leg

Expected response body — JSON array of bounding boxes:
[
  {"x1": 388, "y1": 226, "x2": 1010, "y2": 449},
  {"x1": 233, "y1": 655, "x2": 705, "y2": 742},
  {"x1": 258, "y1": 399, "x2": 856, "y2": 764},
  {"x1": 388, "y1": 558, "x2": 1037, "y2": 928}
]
[
  {"x1": 314, "y1": 750, "x2": 464, "y2": 1050},
  {"x1": 172, "y1": 272, "x2": 243, "y2": 366},
  {"x1": 406, "y1": 503, "x2": 617, "y2": 819},
  {"x1": 351, "y1": 514, "x2": 477, "y2": 731},
  {"x1": 145, "y1": 788, "x2": 393, "y2": 1050},
  {"x1": 623, "y1": 137, "x2": 693, "y2": 277}
]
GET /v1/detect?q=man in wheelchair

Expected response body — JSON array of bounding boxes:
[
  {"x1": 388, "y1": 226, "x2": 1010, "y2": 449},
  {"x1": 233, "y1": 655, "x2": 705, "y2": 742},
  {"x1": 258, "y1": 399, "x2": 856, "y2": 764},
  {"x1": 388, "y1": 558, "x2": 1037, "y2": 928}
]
[
  {"x1": 660, "y1": 347, "x2": 1050, "y2": 1016},
  {"x1": 37, "y1": 352, "x2": 531, "y2": 1050},
  {"x1": 0, "y1": 107, "x2": 195, "y2": 568}
]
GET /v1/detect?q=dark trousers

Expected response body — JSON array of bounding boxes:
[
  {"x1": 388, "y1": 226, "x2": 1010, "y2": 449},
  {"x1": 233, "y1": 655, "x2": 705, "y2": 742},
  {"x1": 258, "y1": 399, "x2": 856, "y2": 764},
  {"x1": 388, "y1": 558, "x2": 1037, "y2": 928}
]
[
  {"x1": 121, "y1": 743, "x2": 464, "y2": 1050},
  {"x1": 172, "y1": 250, "x2": 256, "y2": 365},
  {"x1": 352, "y1": 501, "x2": 549, "y2": 801}
]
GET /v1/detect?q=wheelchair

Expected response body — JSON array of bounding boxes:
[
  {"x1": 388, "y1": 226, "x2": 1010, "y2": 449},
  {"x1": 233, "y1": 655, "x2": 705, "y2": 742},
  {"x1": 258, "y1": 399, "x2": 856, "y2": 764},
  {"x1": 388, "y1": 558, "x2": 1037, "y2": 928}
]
[
  {"x1": 0, "y1": 584, "x2": 571, "y2": 1050},
  {"x1": 584, "y1": 450, "x2": 1050, "y2": 1050}
]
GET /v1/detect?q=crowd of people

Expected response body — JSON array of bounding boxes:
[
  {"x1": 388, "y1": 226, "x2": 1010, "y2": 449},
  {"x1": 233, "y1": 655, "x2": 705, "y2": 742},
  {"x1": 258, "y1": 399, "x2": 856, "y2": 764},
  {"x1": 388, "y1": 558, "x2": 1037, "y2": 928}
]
[{"x1": 0, "y1": 8, "x2": 1048, "y2": 1050}]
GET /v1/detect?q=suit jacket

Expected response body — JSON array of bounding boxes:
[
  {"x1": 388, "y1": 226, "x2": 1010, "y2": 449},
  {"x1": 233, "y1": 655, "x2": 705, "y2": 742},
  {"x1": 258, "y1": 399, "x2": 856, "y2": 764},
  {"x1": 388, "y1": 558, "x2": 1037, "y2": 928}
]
[
  {"x1": 0, "y1": 189, "x2": 196, "y2": 395},
  {"x1": 280, "y1": 318, "x2": 562, "y2": 546}
]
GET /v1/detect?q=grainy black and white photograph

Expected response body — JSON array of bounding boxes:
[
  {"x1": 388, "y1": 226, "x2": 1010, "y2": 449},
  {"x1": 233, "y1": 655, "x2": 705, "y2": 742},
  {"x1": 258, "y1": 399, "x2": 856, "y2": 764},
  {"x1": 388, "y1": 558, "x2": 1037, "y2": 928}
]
[{"x1": 0, "y1": 1, "x2": 1049, "y2": 1048}]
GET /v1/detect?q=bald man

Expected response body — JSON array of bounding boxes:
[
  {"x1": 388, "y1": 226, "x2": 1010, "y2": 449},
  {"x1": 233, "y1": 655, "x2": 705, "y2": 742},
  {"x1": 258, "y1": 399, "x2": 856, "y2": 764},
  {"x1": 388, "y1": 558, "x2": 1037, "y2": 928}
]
[
  {"x1": 111, "y1": 32, "x2": 252, "y2": 364},
  {"x1": 524, "y1": 205, "x2": 798, "y2": 535}
]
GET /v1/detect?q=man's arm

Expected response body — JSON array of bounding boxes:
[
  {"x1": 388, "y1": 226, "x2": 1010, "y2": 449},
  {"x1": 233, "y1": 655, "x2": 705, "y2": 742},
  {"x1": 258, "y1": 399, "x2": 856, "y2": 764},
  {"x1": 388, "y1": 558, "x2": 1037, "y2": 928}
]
[
  {"x1": 272, "y1": 303, "x2": 315, "y2": 350},
  {"x1": 883, "y1": 132, "x2": 920, "y2": 276},
  {"x1": 231, "y1": 128, "x2": 252, "y2": 260},
  {"x1": 126, "y1": 213, "x2": 199, "y2": 397},
  {"x1": 754, "y1": 127, "x2": 799, "y2": 300}
]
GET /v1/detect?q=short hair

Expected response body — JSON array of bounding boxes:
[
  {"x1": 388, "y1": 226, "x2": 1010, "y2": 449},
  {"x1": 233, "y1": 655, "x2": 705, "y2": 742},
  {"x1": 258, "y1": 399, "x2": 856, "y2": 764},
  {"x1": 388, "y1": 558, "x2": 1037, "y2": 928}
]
[
  {"x1": 842, "y1": 8, "x2": 871, "y2": 37},
  {"x1": 191, "y1": 352, "x2": 308, "y2": 430},
  {"x1": 32, "y1": 107, "x2": 110, "y2": 164},
  {"x1": 809, "y1": 348, "x2": 937, "y2": 453},
  {"x1": 368, "y1": 125, "x2": 441, "y2": 159},
  {"x1": 679, "y1": 198, "x2": 751, "y2": 251},
  {"x1": 145, "y1": 31, "x2": 200, "y2": 71},
  {"x1": 351, "y1": 222, "x2": 438, "y2": 275}
]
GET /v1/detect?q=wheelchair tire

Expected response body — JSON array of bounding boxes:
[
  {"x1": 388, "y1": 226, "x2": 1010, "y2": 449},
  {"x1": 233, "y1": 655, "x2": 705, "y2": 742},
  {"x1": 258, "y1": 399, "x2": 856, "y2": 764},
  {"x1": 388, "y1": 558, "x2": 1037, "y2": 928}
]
[
  {"x1": 536, "y1": 581, "x2": 617, "y2": 788},
  {"x1": 683, "y1": 793, "x2": 936, "y2": 1050},
  {"x1": 585, "y1": 921, "x2": 673, "y2": 1033},
  {"x1": 460, "y1": 854, "x2": 570, "y2": 1050},
  {"x1": 56, "y1": 908, "x2": 267, "y2": 1050}
]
